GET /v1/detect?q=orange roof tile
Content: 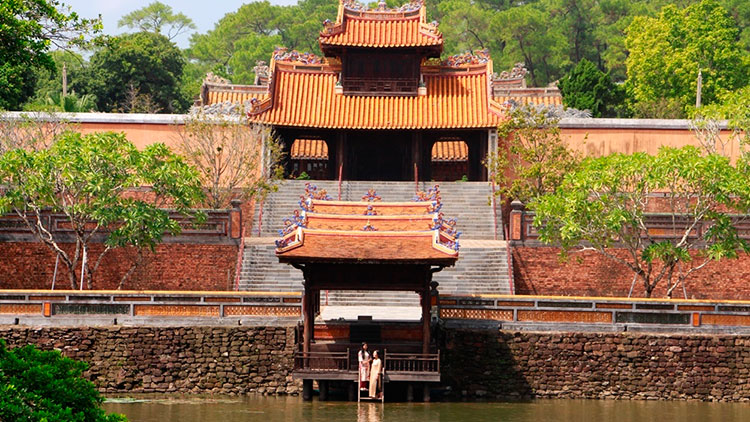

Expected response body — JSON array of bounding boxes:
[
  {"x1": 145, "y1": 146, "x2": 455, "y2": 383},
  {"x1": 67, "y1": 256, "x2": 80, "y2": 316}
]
[
  {"x1": 431, "y1": 140, "x2": 468, "y2": 162},
  {"x1": 493, "y1": 87, "x2": 562, "y2": 107},
  {"x1": 276, "y1": 184, "x2": 459, "y2": 264},
  {"x1": 320, "y1": 16, "x2": 442, "y2": 48},
  {"x1": 252, "y1": 67, "x2": 505, "y2": 129},
  {"x1": 278, "y1": 231, "x2": 456, "y2": 263},
  {"x1": 290, "y1": 139, "x2": 329, "y2": 160},
  {"x1": 204, "y1": 84, "x2": 268, "y2": 105},
  {"x1": 290, "y1": 139, "x2": 470, "y2": 161}
]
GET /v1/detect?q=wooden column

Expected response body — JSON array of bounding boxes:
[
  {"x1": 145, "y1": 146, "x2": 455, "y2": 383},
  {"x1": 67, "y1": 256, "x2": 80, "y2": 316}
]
[
  {"x1": 421, "y1": 285, "x2": 430, "y2": 355},
  {"x1": 412, "y1": 132, "x2": 422, "y2": 182},
  {"x1": 303, "y1": 284, "x2": 313, "y2": 356},
  {"x1": 336, "y1": 132, "x2": 347, "y2": 180}
]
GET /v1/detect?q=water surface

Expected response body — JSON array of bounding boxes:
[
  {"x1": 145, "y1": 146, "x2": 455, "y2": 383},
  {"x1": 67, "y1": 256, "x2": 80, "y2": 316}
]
[{"x1": 103, "y1": 395, "x2": 750, "y2": 422}]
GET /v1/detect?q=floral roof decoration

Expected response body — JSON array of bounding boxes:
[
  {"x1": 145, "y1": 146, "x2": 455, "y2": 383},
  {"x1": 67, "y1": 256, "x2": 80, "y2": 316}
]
[
  {"x1": 342, "y1": 0, "x2": 423, "y2": 13},
  {"x1": 441, "y1": 49, "x2": 491, "y2": 67},
  {"x1": 273, "y1": 47, "x2": 323, "y2": 65}
]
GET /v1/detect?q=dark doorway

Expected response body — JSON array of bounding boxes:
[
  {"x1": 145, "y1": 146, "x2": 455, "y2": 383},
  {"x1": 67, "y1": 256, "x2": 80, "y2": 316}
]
[{"x1": 348, "y1": 131, "x2": 411, "y2": 181}]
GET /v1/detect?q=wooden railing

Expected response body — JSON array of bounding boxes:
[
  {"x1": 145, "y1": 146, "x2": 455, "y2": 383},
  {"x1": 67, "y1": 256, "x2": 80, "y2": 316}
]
[
  {"x1": 384, "y1": 351, "x2": 439, "y2": 373},
  {"x1": 342, "y1": 77, "x2": 418, "y2": 96},
  {"x1": 0, "y1": 290, "x2": 301, "y2": 322},
  {"x1": 439, "y1": 294, "x2": 750, "y2": 330},
  {"x1": 294, "y1": 350, "x2": 350, "y2": 371}
]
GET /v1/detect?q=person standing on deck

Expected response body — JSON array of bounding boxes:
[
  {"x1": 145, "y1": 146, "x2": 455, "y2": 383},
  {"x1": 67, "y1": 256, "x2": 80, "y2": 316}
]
[
  {"x1": 358, "y1": 343, "x2": 371, "y2": 391},
  {"x1": 369, "y1": 350, "x2": 382, "y2": 399}
]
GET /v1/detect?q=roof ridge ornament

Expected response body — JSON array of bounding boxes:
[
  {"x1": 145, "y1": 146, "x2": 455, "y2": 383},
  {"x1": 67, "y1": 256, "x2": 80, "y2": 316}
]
[
  {"x1": 341, "y1": 0, "x2": 423, "y2": 13},
  {"x1": 273, "y1": 47, "x2": 323, "y2": 65},
  {"x1": 442, "y1": 49, "x2": 490, "y2": 67}
]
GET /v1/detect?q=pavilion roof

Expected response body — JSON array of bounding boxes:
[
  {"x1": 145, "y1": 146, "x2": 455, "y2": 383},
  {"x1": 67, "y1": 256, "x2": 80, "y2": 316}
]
[
  {"x1": 275, "y1": 183, "x2": 459, "y2": 264},
  {"x1": 319, "y1": 0, "x2": 442, "y2": 51},
  {"x1": 247, "y1": 55, "x2": 506, "y2": 130}
]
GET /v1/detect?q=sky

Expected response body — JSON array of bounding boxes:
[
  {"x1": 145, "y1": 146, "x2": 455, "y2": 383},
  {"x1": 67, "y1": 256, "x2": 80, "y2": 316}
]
[{"x1": 62, "y1": 0, "x2": 299, "y2": 48}]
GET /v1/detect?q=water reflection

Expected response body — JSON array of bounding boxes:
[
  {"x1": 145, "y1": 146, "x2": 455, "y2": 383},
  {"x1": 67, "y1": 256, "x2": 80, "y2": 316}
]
[
  {"x1": 104, "y1": 395, "x2": 750, "y2": 422},
  {"x1": 358, "y1": 403, "x2": 384, "y2": 422}
]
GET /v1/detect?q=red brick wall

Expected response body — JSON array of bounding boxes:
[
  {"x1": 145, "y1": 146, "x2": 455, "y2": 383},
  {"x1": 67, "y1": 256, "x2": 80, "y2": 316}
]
[
  {"x1": 513, "y1": 246, "x2": 750, "y2": 299},
  {"x1": 0, "y1": 242, "x2": 237, "y2": 291}
]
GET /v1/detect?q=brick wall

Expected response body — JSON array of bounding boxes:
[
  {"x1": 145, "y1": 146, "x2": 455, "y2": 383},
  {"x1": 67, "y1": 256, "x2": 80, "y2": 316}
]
[
  {"x1": 513, "y1": 246, "x2": 750, "y2": 299},
  {"x1": 0, "y1": 242, "x2": 237, "y2": 291},
  {"x1": 443, "y1": 329, "x2": 750, "y2": 401}
]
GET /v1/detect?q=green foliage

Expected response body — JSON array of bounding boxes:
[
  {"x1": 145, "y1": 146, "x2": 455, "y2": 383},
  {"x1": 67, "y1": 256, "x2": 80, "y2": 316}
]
[
  {"x1": 0, "y1": 0, "x2": 101, "y2": 110},
  {"x1": 187, "y1": 0, "x2": 336, "y2": 84},
  {"x1": 488, "y1": 106, "x2": 580, "y2": 204},
  {"x1": 558, "y1": 59, "x2": 624, "y2": 117},
  {"x1": 23, "y1": 92, "x2": 96, "y2": 112},
  {"x1": 118, "y1": 1, "x2": 196, "y2": 41},
  {"x1": 532, "y1": 146, "x2": 750, "y2": 297},
  {"x1": 625, "y1": 0, "x2": 750, "y2": 115},
  {"x1": 0, "y1": 340, "x2": 126, "y2": 422},
  {"x1": 0, "y1": 131, "x2": 205, "y2": 289},
  {"x1": 77, "y1": 32, "x2": 188, "y2": 113},
  {"x1": 296, "y1": 172, "x2": 311, "y2": 180}
]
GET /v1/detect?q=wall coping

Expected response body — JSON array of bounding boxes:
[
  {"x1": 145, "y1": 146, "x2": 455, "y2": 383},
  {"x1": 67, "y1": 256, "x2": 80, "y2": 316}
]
[{"x1": 0, "y1": 112, "x2": 730, "y2": 130}]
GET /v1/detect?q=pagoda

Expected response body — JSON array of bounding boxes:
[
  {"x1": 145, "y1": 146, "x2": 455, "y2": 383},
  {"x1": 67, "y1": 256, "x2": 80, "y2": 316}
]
[{"x1": 244, "y1": 0, "x2": 506, "y2": 181}]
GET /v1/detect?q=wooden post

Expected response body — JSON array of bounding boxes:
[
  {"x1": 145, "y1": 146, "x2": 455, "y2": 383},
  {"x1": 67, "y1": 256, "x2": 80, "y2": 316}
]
[
  {"x1": 303, "y1": 379, "x2": 313, "y2": 401},
  {"x1": 407, "y1": 383, "x2": 414, "y2": 402},
  {"x1": 303, "y1": 285, "x2": 312, "y2": 356},
  {"x1": 319, "y1": 380, "x2": 329, "y2": 401},
  {"x1": 421, "y1": 285, "x2": 430, "y2": 355},
  {"x1": 423, "y1": 383, "x2": 431, "y2": 402}
]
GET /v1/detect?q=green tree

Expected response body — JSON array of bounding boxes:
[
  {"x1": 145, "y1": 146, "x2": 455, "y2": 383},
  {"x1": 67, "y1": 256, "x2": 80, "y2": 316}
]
[
  {"x1": 118, "y1": 1, "x2": 196, "y2": 41},
  {"x1": 0, "y1": 0, "x2": 101, "y2": 110},
  {"x1": 77, "y1": 32, "x2": 188, "y2": 113},
  {"x1": 625, "y1": 0, "x2": 750, "y2": 115},
  {"x1": 187, "y1": 0, "x2": 337, "y2": 85},
  {"x1": 532, "y1": 146, "x2": 750, "y2": 298},
  {"x1": 0, "y1": 131, "x2": 205, "y2": 289},
  {"x1": 0, "y1": 341, "x2": 126, "y2": 422},
  {"x1": 487, "y1": 106, "x2": 580, "y2": 204},
  {"x1": 558, "y1": 58, "x2": 624, "y2": 117},
  {"x1": 491, "y1": 4, "x2": 568, "y2": 86}
]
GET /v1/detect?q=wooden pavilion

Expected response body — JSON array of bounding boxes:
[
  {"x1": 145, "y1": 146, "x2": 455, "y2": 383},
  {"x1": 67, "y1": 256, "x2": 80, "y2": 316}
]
[
  {"x1": 244, "y1": 0, "x2": 506, "y2": 182},
  {"x1": 276, "y1": 183, "x2": 458, "y2": 401}
]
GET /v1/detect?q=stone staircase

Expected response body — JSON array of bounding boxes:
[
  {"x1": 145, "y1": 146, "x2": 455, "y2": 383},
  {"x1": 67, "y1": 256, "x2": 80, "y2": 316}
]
[
  {"x1": 252, "y1": 180, "x2": 501, "y2": 239},
  {"x1": 239, "y1": 239, "x2": 512, "y2": 299},
  {"x1": 239, "y1": 180, "x2": 512, "y2": 309}
]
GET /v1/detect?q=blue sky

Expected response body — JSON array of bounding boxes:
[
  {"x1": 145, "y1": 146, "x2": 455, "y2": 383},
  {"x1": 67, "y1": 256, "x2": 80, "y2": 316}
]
[{"x1": 62, "y1": 0, "x2": 299, "y2": 48}]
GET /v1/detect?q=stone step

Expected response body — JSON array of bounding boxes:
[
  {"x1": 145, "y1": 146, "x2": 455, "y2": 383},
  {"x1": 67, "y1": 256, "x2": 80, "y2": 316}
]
[
  {"x1": 238, "y1": 238, "x2": 512, "y2": 299},
  {"x1": 252, "y1": 180, "x2": 502, "y2": 239}
]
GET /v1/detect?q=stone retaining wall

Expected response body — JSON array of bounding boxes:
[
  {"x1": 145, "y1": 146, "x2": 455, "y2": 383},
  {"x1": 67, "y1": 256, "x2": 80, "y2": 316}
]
[
  {"x1": 4, "y1": 325, "x2": 750, "y2": 401},
  {"x1": 442, "y1": 329, "x2": 750, "y2": 401},
  {"x1": 0, "y1": 326, "x2": 300, "y2": 395}
]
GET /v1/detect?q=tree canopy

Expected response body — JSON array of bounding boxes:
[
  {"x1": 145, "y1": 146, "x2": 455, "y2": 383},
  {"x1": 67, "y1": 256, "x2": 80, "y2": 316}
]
[
  {"x1": 559, "y1": 58, "x2": 623, "y2": 117},
  {"x1": 0, "y1": 131, "x2": 205, "y2": 289},
  {"x1": 625, "y1": 0, "x2": 750, "y2": 116},
  {"x1": 532, "y1": 146, "x2": 750, "y2": 298},
  {"x1": 0, "y1": 341, "x2": 126, "y2": 422},
  {"x1": 0, "y1": 0, "x2": 101, "y2": 110},
  {"x1": 118, "y1": 1, "x2": 196, "y2": 41},
  {"x1": 76, "y1": 32, "x2": 189, "y2": 113}
]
